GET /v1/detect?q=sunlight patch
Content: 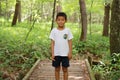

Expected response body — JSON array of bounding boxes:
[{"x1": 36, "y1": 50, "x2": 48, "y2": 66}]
[{"x1": 69, "y1": 76, "x2": 83, "y2": 79}]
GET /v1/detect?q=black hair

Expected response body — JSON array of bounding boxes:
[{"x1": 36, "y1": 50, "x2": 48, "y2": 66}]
[{"x1": 56, "y1": 12, "x2": 67, "y2": 20}]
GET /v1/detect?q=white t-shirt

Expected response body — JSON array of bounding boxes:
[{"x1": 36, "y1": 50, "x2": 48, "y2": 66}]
[{"x1": 49, "y1": 28, "x2": 73, "y2": 56}]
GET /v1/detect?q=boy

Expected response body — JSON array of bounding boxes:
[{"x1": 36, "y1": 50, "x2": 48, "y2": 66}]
[{"x1": 49, "y1": 12, "x2": 73, "y2": 80}]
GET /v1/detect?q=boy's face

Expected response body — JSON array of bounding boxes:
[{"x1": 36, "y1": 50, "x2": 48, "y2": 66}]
[{"x1": 56, "y1": 16, "x2": 66, "y2": 28}]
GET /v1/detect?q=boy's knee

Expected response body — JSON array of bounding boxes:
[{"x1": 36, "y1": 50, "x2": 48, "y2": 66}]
[
  {"x1": 62, "y1": 67, "x2": 68, "y2": 72},
  {"x1": 55, "y1": 67, "x2": 60, "y2": 72}
]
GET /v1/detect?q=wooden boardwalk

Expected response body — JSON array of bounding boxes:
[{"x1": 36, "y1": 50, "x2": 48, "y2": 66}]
[{"x1": 23, "y1": 59, "x2": 92, "y2": 80}]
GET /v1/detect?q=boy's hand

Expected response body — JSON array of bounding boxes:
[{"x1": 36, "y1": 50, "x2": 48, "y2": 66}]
[
  {"x1": 52, "y1": 55, "x2": 55, "y2": 61},
  {"x1": 68, "y1": 53, "x2": 72, "y2": 60}
]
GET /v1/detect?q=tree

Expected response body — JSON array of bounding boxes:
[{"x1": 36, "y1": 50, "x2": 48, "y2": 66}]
[
  {"x1": 51, "y1": 0, "x2": 56, "y2": 30},
  {"x1": 11, "y1": 0, "x2": 21, "y2": 26},
  {"x1": 79, "y1": 0, "x2": 87, "y2": 41},
  {"x1": 110, "y1": 0, "x2": 120, "y2": 54},
  {"x1": 103, "y1": 3, "x2": 110, "y2": 37},
  {"x1": 18, "y1": 0, "x2": 21, "y2": 22},
  {"x1": 56, "y1": 0, "x2": 62, "y2": 13},
  {"x1": 89, "y1": 0, "x2": 94, "y2": 35}
]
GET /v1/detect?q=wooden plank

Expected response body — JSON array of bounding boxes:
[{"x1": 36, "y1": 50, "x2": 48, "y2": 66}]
[
  {"x1": 22, "y1": 59, "x2": 40, "y2": 80},
  {"x1": 85, "y1": 59, "x2": 95, "y2": 80}
]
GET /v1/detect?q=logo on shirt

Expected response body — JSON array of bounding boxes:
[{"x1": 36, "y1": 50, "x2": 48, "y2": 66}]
[{"x1": 63, "y1": 34, "x2": 68, "y2": 39}]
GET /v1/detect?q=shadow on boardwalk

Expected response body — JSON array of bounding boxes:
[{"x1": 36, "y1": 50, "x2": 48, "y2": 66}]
[{"x1": 23, "y1": 59, "x2": 91, "y2": 80}]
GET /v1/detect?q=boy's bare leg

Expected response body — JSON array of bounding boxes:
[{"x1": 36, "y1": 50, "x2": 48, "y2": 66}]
[
  {"x1": 62, "y1": 67, "x2": 68, "y2": 80},
  {"x1": 55, "y1": 67, "x2": 60, "y2": 80}
]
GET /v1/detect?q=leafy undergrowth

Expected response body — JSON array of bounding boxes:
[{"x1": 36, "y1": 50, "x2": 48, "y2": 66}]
[
  {"x1": 0, "y1": 42, "x2": 50, "y2": 79},
  {"x1": 92, "y1": 53, "x2": 120, "y2": 80},
  {"x1": 0, "y1": 22, "x2": 112, "y2": 79},
  {"x1": 0, "y1": 23, "x2": 51, "y2": 79}
]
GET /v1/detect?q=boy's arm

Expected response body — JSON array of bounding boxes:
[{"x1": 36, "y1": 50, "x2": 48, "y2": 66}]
[
  {"x1": 51, "y1": 40, "x2": 55, "y2": 61},
  {"x1": 68, "y1": 39, "x2": 72, "y2": 60}
]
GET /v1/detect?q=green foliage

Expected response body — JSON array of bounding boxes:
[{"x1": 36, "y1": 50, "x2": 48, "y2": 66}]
[
  {"x1": 0, "y1": 22, "x2": 51, "y2": 79},
  {"x1": 86, "y1": 0, "x2": 104, "y2": 14},
  {"x1": 92, "y1": 53, "x2": 120, "y2": 80},
  {"x1": 75, "y1": 35, "x2": 109, "y2": 56},
  {"x1": 62, "y1": 0, "x2": 79, "y2": 15},
  {"x1": 111, "y1": 53, "x2": 120, "y2": 64},
  {"x1": 104, "y1": 0, "x2": 113, "y2": 4},
  {"x1": 0, "y1": 0, "x2": 107, "y2": 24},
  {"x1": 72, "y1": 24, "x2": 109, "y2": 56},
  {"x1": 35, "y1": 0, "x2": 53, "y2": 2}
]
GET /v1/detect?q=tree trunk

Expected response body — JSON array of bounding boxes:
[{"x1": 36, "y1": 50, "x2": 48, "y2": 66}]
[
  {"x1": 18, "y1": 0, "x2": 21, "y2": 22},
  {"x1": 79, "y1": 0, "x2": 87, "y2": 41},
  {"x1": 11, "y1": 0, "x2": 21, "y2": 26},
  {"x1": 110, "y1": 0, "x2": 120, "y2": 54},
  {"x1": 56, "y1": 0, "x2": 62, "y2": 13},
  {"x1": 89, "y1": 0, "x2": 93, "y2": 35},
  {"x1": 51, "y1": 0, "x2": 56, "y2": 31},
  {"x1": 103, "y1": 3, "x2": 110, "y2": 37}
]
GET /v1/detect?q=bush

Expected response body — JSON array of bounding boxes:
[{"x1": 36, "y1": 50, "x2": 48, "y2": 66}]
[
  {"x1": 92, "y1": 53, "x2": 120, "y2": 80},
  {"x1": 74, "y1": 35, "x2": 109, "y2": 56}
]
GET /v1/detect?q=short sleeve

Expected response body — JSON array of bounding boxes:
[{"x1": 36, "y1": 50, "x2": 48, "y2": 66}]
[
  {"x1": 68, "y1": 28, "x2": 73, "y2": 40},
  {"x1": 49, "y1": 28, "x2": 55, "y2": 41}
]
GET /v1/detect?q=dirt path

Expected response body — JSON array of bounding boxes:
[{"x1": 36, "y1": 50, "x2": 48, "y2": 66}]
[{"x1": 24, "y1": 60, "x2": 91, "y2": 80}]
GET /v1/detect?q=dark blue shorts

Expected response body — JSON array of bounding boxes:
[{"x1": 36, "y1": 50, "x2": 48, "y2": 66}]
[{"x1": 52, "y1": 56, "x2": 70, "y2": 68}]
